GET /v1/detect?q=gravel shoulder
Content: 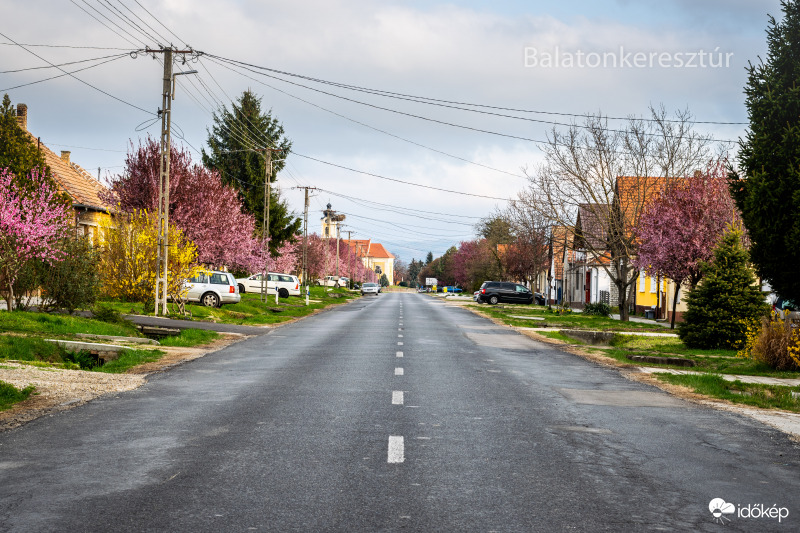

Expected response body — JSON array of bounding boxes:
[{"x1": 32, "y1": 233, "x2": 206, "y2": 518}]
[{"x1": 0, "y1": 334, "x2": 246, "y2": 431}]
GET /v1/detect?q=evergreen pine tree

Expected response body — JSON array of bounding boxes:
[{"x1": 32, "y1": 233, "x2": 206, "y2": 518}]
[
  {"x1": 730, "y1": 1, "x2": 800, "y2": 302},
  {"x1": 202, "y1": 90, "x2": 300, "y2": 255},
  {"x1": 678, "y1": 229, "x2": 769, "y2": 349},
  {"x1": 425, "y1": 252, "x2": 434, "y2": 265}
]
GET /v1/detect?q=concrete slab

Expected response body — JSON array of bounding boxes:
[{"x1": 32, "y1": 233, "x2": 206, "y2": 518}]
[
  {"x1": 74, "y1": 333, "x2": 159, "y2": 345},
  {"x1": 637, "y1": 367, "x2": 800, "y2": 387},
  {"x1": 557, "y1": 388, "x2": 687, "y2": 407},
  {"x1": 45, "y1": 340, "x2": 126, "y2": 353},
  {"x1": 508, "y1": 315, "x2": 545, "y2": 321},
  {"x1": 464, "y1": 332, "x2": 539, "y2": 350}
]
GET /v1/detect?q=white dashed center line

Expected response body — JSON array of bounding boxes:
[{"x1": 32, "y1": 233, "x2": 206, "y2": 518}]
[
  {"x1": 395, "y1": 367, "x2": 404, "y2": 376},
  {"x1": 398, "y1": 334, "x2": 403, "y2": 338},
  {"x1": 396, "y1": 351, "x2": 403, "y2": 357},
  {"x1": 392, "y1": 391, "x2": 404, "y2": 405},
  {"x1": 388, "y1": 436, "x2": 405, "y2": 463},
  {"x1": 398, "y1": 341, "x2": 404, "y2": 346}
]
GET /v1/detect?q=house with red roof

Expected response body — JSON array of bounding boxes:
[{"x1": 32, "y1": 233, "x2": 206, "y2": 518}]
[
  {"x1": 341, "y1": 238, "x2": 395, "y2": 285},
  {"x1": 15, "y1": 103, "x2": 112, "y2": 240}
]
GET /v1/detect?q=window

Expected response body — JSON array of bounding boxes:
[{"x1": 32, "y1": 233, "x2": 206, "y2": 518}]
[
  {"x1": 210, "y1": 273, "x2": 229, "y2": 285},
  {"x1": 650, "y1": 276, "x2": 657, "y2": 293},
  {"x1": 516, "y1": 285, "x2": 529, "y2": 293},
  {"x1": 190, "y1": 273, "x2": 208, "y2": 284},
  {"x1": 639, "y1": 273, "x2": 645, "y2": 292}
]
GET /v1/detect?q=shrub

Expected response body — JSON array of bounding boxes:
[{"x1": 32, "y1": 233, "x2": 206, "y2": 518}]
[
  {"x1": 91, "y1": 303, "x2": 128, "y2": 325},
  {"x1": 679, "y1": 229, "x2": 769, "y2": 349},
  {"x1": 741, "y1": 317, "x2": 800, "y2": 371},
  {"x1": 0, "y1": 380, "x2": 36, "y2": 411},
  {"x1": 38, "y1": 236, "x2": 101, "y2": 313},
  {"x1": 583, "y1": 302, "x2": 612, "y2": 317}
]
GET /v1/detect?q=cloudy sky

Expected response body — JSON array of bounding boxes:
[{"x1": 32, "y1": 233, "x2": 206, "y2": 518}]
[{"x1": 0, "y1": 0, "x2": 783, "y2": 262}]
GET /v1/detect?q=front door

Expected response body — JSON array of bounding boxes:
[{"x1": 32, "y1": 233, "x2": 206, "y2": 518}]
[{"x1": 585, "y1": 271, "x2": 591, "y2": 303}]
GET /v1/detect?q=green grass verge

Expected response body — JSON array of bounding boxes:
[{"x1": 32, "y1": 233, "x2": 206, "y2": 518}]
[
  {"x1": 593, "y1": 335, "x2": 800, "y2": 378},
  {"x1": 97, "y1": 286, "x2": 359, "y2": 326},
  {"x1": 95, "y1": 348, "x2": 164, "y2": 373},
  {"x1": 470, "y1": 305, "x2": 666, "y2": 332},
  {"x1": 0, "y1": 380, "x2": 36, "y2": 411},
  {"x1": 0, "y1": 310, "x2": 140, "y2": 337},
  {"x1": 0, "y1": 336, "x2": 73, "y2": 363},
  {"x1": 654, "y1": 373, "x2": 800, "y2": 412},
  {"x1": 536, "y1": 330, "x2": 584, "y2": 343},
  {"x1": 159, "y1": 329, "x2": 219, "y2": 347}
]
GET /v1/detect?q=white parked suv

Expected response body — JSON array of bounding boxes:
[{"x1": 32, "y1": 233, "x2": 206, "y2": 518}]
[
  {"x1": 236, "y1": 272, "x2": 301, "y2": 298},
  {"x1": 185, "y1": 270, "x2": 240, "y2": 307}
]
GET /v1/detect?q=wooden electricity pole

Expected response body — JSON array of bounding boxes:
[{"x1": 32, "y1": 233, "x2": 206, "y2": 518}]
[{"x1": 151, "y1": 47, "x2": 196, "y2": 316}]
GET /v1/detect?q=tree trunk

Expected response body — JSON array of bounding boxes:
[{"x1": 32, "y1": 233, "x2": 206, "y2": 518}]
[
  {"x1": 670, "y1": 283, "x2": 681, "y2": 330},
  {"x1": 617, "y1": 279, "x2": 629, "y2": 321},
  {"x1": 6, "y1": 282, "x2": 14, "y2": 312}
]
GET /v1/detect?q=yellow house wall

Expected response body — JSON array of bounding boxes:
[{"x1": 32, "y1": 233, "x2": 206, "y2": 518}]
[{"x1": 635, "y1": 272, "x2": 667, "y2": 307}]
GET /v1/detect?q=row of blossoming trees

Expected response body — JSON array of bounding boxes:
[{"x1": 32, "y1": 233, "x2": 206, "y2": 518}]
[{"x1": 1, "y1": 139, "x2": 375, "y2": 313}]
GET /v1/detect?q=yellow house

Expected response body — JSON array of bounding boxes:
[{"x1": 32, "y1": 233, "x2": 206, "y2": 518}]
[
  {"x1": 342, "y1": 239, "x2": 395, "y2": 285},
  {"x1": 16, "y1": 103, "x2": 113, "y2": 238}
]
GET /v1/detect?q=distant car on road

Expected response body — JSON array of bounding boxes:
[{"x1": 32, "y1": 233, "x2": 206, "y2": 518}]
[
  {"x1": 361, "y1": 282, "x2": 380, "y2": 296},
  {"x1": 186, "y1": 270, "x2": 240, "y2": 307},
  {"x1": 475, "y1": 281, "x2": 534, "y2": 305}
]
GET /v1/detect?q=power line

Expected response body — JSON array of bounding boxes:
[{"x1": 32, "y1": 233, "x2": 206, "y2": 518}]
[
  {"x1": 208, "y1": 56, "x2": 543, "y2": 144},
  {"x1": 72, "y1": 0, "x2": 146, "y2": 47},
  {"x1": 207, "y1": 54, "x2": 748, "y2": 127},
  {"x1": 321, "y1": 190, "x2": 480, "y2": 225},
  {"x1": 0, "y1": 53, "x2": 129, "y2": 73},
  {"x1": 0, "y1": 42, "x2": 134, "y2": 50},
  {"x1": 291, "y1": 152, "x2": 509, "y2": 201},
  {"x1": 96, "y1": 0, "x2": 161, "y2": 46},
  {"x1": 113, "y1": 0, "x2": 172, "y2": 46},
  {"x1": 133, "y1": 0, "x2": 188, "y2": 47},
  {"x1": 203, "y1": 56, "x2": 527, "y2": 180},
  {"x1": 0, "y1": 32, "x2": 153, "y2": 115},
  {"x1": 0, "y1": 54, "x2": 129, "y2": 92}
]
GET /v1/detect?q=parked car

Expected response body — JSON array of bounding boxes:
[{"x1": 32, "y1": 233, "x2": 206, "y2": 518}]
[
  {"x1": 361, "y1": 282, "x2": 380, "y2": 296},
  {"x1": 236, "y1": 272, "x2": 301, "y2": 298},
  {"x1": 339, "y1": 277, "x2": 350, "y2": 288},
  {"x1": 773, "y1": 297, "x2": 800, "y2": 322},
  {"x1": 185, "y1": 270, "x2": 240, "y2": 307},
  {"x1": 316, "y1": 275, "x2": 345, "y2": 288},
  {"x1": 475, "y1": 281, "x2": 534, "y2": 305},
  {"x1": 534, "y1": 292, "x2": 546, "y2": 305}
]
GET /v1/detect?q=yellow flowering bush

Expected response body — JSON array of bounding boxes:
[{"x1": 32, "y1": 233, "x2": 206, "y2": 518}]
[
  {"x1": 98, "y1": 209, "x2": 200, "y2": 309},
  {"x1": 739, "y1": 316, "x2": 800, "y2": 371}
]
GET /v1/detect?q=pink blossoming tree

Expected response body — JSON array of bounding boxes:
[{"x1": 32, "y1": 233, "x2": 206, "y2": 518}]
[
  {"x1": 0, "y1": 168, "x2": 71, "y2": 310},
  {"x1": 103, "y1": 138, "x2": 264, "y2": 272},
  {"x1": 634, "y1": 161, "x2": 739, "y2": 328}
]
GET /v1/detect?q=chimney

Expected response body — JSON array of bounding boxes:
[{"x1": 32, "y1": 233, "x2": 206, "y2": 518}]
[
  {"x1": 61, "y1": 151, "x2": 71, "y2": 164},
  {"x1": 16, "y1": 103, "x2": 27, "y2": 130}
]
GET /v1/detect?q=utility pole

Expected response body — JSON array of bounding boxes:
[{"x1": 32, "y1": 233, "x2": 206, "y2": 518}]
[
  {"x1": 154, "y1": 48, "x2": 172, "y2": 316},
  {"x1": 347, "y1": 230, "x2": 352, "y2": 289},
  {"x1": 336, "y1": 223, "x2": 340, "y2": 279},
  {"x1": 303, "y1": 188, "x2": 310, "y2": 305},
  {"x1": 151, "y1": 47, "x2": 197, "y2": 316},
  {"x1": 261, "y1": 149, "x2": 271, "y2": 304}
]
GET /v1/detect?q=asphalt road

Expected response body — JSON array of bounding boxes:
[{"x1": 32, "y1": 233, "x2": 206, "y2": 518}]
[{"x1": 1, "y1": 293, "x2": 799, "y2": 532}]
